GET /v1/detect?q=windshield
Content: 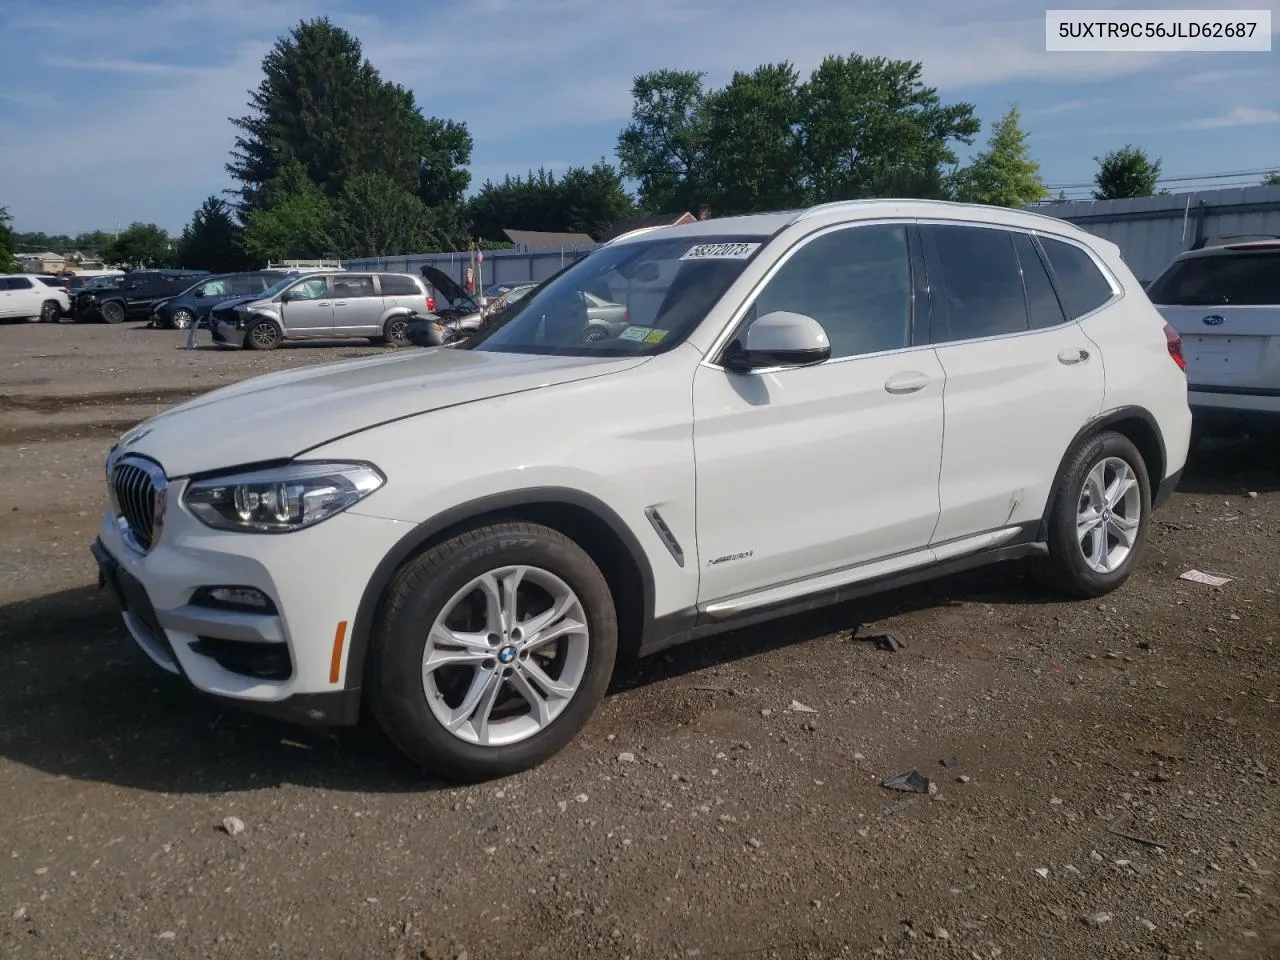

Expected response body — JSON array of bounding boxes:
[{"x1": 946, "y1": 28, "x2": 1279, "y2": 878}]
[
  {"x1": 470, "y1": 234, "x2": 767, "y2": 356},
  {"x1": 260, "y1": 274, "x2": 299, "y2": 298},
  {"x1": 77, "y1": 276, "x2": 122, "y2": 291}
]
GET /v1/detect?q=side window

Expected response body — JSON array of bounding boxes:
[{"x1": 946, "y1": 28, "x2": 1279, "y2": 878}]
[
  {"x1": 288, "y1": 278, "x2": 329, "y2": 301},
  {"x1": 8, "y1": 277, "x2": 34, "y2": 290},
  {"x1": 926, "y1": 225, "x2": 1028, "y2": 343},
  {"x1": 229, "y1": 275, "x2": 262, "y2": 295},
  {"x1": 332, "y1": 274, "x2": 376, "y2": 298},
  {"x1": 197, "y1": 279, "x2": 229, "y2": 297},
  {"x1": 1039, "y1": 236, "x2": 1115, "y2": 318},
  {"x1": 1014, "y1": 234, "x2": 1067, "y2": 329},
  {"x1": 747, "y1": 224, "x2": 912, "y2": 359},
  {"x1": 378, "y1": 274, "x2": 420, "y2": 296}
]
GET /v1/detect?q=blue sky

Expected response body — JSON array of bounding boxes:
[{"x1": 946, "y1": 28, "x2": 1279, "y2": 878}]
[{"x1": 1, "y1": 0, "x2": 1276, "y2": 236}]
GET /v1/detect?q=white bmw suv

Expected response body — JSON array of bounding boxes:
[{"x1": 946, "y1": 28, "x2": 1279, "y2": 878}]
[{"x1": 93, "y1": 200, "x2": 1191, "y2": 780}]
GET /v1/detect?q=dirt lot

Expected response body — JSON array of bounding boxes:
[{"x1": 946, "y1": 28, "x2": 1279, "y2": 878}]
[{"x1": 1, "y1": 320, "x2": 1277, "y2": 960}]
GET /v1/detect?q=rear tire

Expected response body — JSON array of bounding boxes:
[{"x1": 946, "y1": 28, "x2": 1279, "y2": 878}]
[
  {"x1": 368, "y1": 522, "x2": 618, "y2": 781},
  {"x1": 1036, "y1": 430, "x2": 1151, "y2": 599},
  {"x1": 245, "y1": 318, "x2": 282, "y2": 350}
]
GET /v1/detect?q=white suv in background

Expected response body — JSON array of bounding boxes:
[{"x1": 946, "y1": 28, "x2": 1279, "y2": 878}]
[
  {"x1": 92, "y1": 200, "x2": 1191, "y2": 780},
  {"x1": 1146, "y1": 240, "x2": 1280, "y2": 432},
  {"x1": 0, "y1": 273, "x2": 69, "y2": 322}
]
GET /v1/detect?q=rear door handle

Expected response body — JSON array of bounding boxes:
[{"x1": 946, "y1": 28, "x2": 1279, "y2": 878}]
[
  {"x1": 884, "y1": 371, "x2": 931, "y2": 395},
  {"x1": 334, "y1": 301, "x2": 347, "y2": 307},
  {"x1": 1057, "y1": 348, "x2": 1090, "y2": 365}
]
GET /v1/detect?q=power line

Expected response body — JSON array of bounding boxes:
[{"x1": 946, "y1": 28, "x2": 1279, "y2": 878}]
[{"x1": 1045, "y1": 168, "x2": 1276, "y2": 190}]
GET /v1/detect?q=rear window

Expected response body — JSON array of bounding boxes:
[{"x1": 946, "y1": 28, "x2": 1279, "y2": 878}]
[
  {"x1": 1039, "y1": 237, "x2": 1116, "y2": 318},
  {"x1": 1146, "y1": 252, "x2": 1280, "y2": 307},
  {"x1": 378, "y1": 274, "x2": 421, "y2": 296}
]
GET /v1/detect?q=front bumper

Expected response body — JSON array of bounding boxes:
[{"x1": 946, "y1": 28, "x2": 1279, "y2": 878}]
[
  {"x1": 92, "y1": 495, "x2": 412, "y2": 727},
  {"x1": 74, "y1": 301, "x2": 103, "y2": 322},
  {"x1": 212, "y1": 318, "x2": 242, "y2": 347}
]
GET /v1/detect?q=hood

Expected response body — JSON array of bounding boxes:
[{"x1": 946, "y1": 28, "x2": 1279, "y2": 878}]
[
  {"x1": 210, "y1": 294, "x2": 264, "y2": 314},
  {"x1": 421, "y1": 265, "x2": 470, "y2": 306},
  {"x1": 117, "y1": 348, "x2": 648, "y2": 477}
]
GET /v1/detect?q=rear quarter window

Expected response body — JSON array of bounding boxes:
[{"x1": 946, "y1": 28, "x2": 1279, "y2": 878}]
[
  {"x1": 379, "y1": 275, "x2": 422, "y2": 296},
  {"x1": 1039, "y1": 236, "x2": 1116, "y2": 318},
  {"x1": 1146, "y1": 252, "x2": 1280, "y2": 306}
]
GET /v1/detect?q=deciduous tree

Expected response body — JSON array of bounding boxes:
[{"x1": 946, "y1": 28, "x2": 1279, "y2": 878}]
[
  {"x1": 103, "y1": 223, "x2": 173, "y2": 269},
  {"x1": 616, "y1": 55, "x2": 981, "y2": 213},
  {"x1": 241, "y1": 162, "x2": 339, "y2": 262},
  {"x1": 1093, "y1": 145, "x2": 1162, "y2": 200}
]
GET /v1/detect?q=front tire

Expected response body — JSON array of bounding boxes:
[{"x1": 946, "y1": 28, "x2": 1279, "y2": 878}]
[
  {"x1": 245, "y1": 318, "x2": 282, "y2": 350},
  {"x1": 40, "y1": 300, "x2": 61, "y2": 323},
  {"x1": 1037, "y1": 430, "x2": 1151, "y2": 598},
  {"x1": 368, "y1": 522, "x2": 618, "y2": 781},
  {"x1": 100, "y1": 300, "x2": 125, "y2": 324},
  {"x1": 382, "y1": 315, "x2": 410, "y2": 346},
  {"x1": 170, "y1": 308, "x2": 196, "y2": 330}
]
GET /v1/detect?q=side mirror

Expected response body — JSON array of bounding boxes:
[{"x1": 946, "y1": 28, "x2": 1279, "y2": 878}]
[
  {"x1": 721, "y1": 311, "x2": 831, "y2": 373},
  {"x1": 278, "y1": 291, "x2": 294, "y2": 302}
]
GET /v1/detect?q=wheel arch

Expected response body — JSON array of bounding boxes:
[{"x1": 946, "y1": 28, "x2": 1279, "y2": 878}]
[
  {"x1": 1039, "y1": 405, "x2": 1169, "y2": 536},
  {"x1": 342, "y1": 488, "x2": 656, "y2": 693}
]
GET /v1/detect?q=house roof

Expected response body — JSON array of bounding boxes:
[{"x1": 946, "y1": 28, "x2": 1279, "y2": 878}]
[
  {"x1": 502, "y1": 229, "x2": 597, "y2": 250},
  {"x1": 20, "y1": 251, "x2": 66, "y2": 261},
  {"x1": 602, "y1": 212, "x2": 696, "y2": 242}
]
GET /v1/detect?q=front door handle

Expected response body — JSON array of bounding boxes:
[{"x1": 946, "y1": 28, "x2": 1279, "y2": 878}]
[
  {"x1": 884, "y1": 371, "x2": 931, "y2": 394},
  {"x1": 1057, "y1": 348, "x2": 1090, "y2": 365}
]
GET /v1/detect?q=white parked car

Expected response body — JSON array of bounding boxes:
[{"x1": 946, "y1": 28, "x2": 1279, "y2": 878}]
[
  {"x1": 92, "y1": 200, "x2": 1191, "y2": 780},
  {"x1": 0, "y1": 273, "x2": 69, "y2": 322},
  {"x1": 1146, "y1": 239, "x2": 1280, "y2": 432}
]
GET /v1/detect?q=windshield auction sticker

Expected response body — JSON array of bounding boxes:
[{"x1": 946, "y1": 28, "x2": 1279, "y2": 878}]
[{"x1": 680, "y1": 242, "x2": 761, "y2": 261}]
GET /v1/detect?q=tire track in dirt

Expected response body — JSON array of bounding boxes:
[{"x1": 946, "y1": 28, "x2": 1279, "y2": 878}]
[{"x1": 0, "y1": 387, "x2": 206, "y2": 414}]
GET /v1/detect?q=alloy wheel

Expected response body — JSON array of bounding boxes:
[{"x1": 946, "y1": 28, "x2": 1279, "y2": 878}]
[
  {"x1": 1076, "y1": 456, "x2": 1141, "y2": 574},
  {"x1": 422, "y1": 565, "x2": 589, "y2": 747},
  {"x1": 249, "y1": 322, "x2": 280, "y2": 348},
  {"x1": 171, "y1": 309, "x2": 195, "y2": 330}
]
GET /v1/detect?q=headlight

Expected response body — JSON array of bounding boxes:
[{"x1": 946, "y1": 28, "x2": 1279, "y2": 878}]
[{"x1": 183, "y1": 462, "x2": 384, "y2": 533}]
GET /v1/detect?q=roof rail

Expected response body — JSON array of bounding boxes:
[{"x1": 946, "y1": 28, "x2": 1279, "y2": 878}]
[{"x1": 790, "y1": 197, "x2": 1075, "y2": 230}]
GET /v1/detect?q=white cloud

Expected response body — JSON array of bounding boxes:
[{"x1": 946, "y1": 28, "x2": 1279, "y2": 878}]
[
  {"x1": 1189, "y1": 105, "x2": 1280, "y2": 129},
  {"x1": 45, "y1": 57, "x2": 223, "y2": 78}
]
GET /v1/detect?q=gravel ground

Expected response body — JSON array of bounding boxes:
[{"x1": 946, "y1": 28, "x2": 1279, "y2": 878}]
[{"x1": 1, "y1": 321, "x2": 1277, "y2": 960}]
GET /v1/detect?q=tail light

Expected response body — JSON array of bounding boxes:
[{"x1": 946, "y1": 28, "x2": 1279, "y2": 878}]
[
  {"x1": 1164, "y1": 322, "x2": 1185, "y2": 371},
  {"x1": 426, "y1": 295, "x2": 436, "y2": 312},
  {"x1": 622, "y1": 308, "x2": 629, "y2": 326}
]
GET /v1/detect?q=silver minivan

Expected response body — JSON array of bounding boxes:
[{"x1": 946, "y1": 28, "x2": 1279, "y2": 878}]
[{"x1": 210, "y1": 271, "x2": 431, "y2": 349}]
